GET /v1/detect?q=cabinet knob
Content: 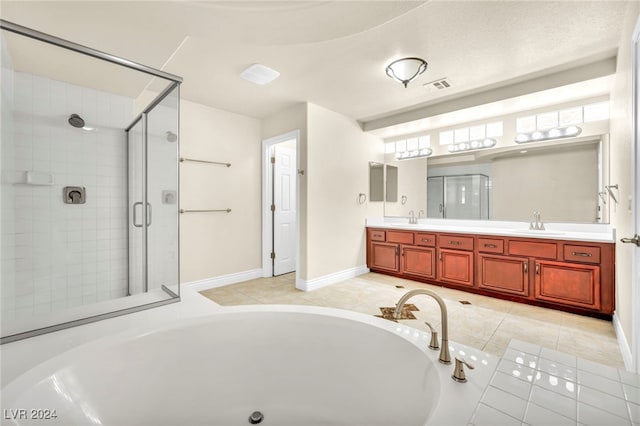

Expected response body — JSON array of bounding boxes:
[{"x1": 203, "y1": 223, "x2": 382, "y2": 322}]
[
  {"x1": 535, "y1": 263, "x2": 540, "y2": 275},
  {"x1": 523, "y1": 262, "x2": 528, "y2": 273}
]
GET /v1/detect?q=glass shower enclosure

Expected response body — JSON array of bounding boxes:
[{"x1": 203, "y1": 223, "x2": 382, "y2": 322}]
[
  {"x1": 427, "y1": 174, "x2": 490, "y2": 220},
  {"x1": 0, "y1": 20, "x2": 181, "y2": 343}
]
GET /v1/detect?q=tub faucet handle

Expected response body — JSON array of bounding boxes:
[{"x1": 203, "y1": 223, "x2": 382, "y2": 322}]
[
  {"x1": 424, "y1": 321, "x2": 439, "y2": 350},
  {"x1": 452, "y1": 357, "x2": 475, "y2": 383}
]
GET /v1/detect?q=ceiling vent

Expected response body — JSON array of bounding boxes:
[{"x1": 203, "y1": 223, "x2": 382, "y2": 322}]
[
  {"x1": 423, "y1": 78, "x2": 452, "y2": 92},
  {"x1": 240, "y1": 63, "x2": 280, "y2": 85}
]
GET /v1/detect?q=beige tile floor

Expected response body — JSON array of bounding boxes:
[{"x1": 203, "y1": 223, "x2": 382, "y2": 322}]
[{"x1": 200, "y1": 272, "x2": 625, "y2": 369}]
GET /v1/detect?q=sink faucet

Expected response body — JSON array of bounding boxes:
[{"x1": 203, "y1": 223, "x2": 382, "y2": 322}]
[
  {"x1": 418, "y1": 210, "x2": 425, "y2": 220},
  {"x1": 408, "y1": 210, "x2": 416, "y2": 224},
  {"x1": 393, "y1": 289, "x2": 451, "y2": 364},
  {"x1": 529, "y1": 211, "x2": 545, "y2": 231}
]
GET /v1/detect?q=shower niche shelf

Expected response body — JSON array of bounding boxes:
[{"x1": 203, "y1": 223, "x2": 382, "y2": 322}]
[{"x1": 3, "y1": 170, "x2": 54, "y2": 186}]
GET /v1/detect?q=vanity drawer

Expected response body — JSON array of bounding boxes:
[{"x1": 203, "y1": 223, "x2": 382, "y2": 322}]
[
  {"x1": 438, "y1": 234, "x2": 474, "y2": 251},
  {"x1": 370, "y1": 230, "x2": 386, "y2": 242},
  {"x1": 508, "y1": 240, "x2": 557, "y2": 259},
  {"x1": 564, "y1": 245, "x2": 601, "y2": 264},
  {"x1": 387, "y1": 231, "x2": 414, "y2": 245},
  {"x1": 478, "y1": 238, "x2": 504, "y2": 254},
  {"x1": 415, "y1": 233, "x2": 436, "y2": 247}
]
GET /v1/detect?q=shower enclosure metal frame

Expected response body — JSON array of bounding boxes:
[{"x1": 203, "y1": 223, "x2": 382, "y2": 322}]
[
  {"x1": 125, "y1": 82, "x2": 181, "y2": 299},
  {"x1": 0, "y1": 19, "x2": 182, "y2": 344}
]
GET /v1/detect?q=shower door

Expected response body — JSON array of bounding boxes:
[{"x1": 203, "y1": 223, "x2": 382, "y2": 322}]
[
  {"x1": 127, "y1": 85, "x2": 179, "y2": 297},
  {"x1": 427, "y1": 175, "x2": 490, "y2": 220}
]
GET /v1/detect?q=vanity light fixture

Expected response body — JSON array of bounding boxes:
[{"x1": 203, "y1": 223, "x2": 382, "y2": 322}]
[
  {"x1": 385, "y1": 57, "x2": 428, "y2": 88},
  {"x1": 447, "y1": 138, "x2": 496, "y2": 153},
  {"x1": 515, "y1": 125, "x2": 582, "y2": 144},
  {"x1": 395, "y1": 148, "x2": 433, "y2": 160}
]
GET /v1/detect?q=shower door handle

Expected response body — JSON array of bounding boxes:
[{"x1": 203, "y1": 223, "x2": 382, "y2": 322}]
[
  {"x1": 133, "y1": 202, "x2": 143, "y2": 228},
  {"x1": 132, "y1": 202, "x2": 152, "y2": 227},
  {"x1": 146, "y1": 203, "x2": 152, "y2": 226}
]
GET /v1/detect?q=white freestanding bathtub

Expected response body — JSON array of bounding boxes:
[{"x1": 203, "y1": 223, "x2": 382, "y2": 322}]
[{"x1": 1, "y1": 305, "x2": 496, "y2": 426}]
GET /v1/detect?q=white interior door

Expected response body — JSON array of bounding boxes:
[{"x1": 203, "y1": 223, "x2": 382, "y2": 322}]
[{"x1": 273, "y1": 144, "x2": 297, "y2": 276}]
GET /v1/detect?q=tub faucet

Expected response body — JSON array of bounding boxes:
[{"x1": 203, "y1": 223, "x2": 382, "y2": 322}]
[
  {"x1": 529, "y1": 211, "x2": 545, "y2": 231},
  {"x1": 393, "y1": 289, "x2": 451, "y2": 364},
  {"x1": 408, "y1": 210, "x2": 416, "y2": 224}
]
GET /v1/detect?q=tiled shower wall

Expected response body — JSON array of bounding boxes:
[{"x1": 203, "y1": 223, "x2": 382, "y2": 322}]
[{"x1": 1, "y1": 57, "x2": 134, "y2": 319}]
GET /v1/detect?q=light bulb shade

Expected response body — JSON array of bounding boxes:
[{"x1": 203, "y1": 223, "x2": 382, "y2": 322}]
[
  {"x1": 396, "y1": 147, "x2": 432, "y2": 160},
  {"x1": 386, "y1": 57, "x2": 428, "y2": 88},
  {"x1": 448, "y1": 138, "x2": 496, "y2": 153},
  {"x1": 515, "y1": 126, "x2": 582, "y2": 144}
]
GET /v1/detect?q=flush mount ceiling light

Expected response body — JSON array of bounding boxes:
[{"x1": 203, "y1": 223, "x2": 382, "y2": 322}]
[
  {"x1": 448, "y1": 138, "x2": 497, "y2": 153},
  {"x1": 515, "y1": 125, "x2": 582, "y2": 144},
  {"x1": 240, "y1": 63, "x2": 280, "y2": 85},
  {"x1": 395, "y1": 148, "x2": 433, "y2": 160},
  {"x1": 385, "y1": 57, "x2": 428, "y2": 88}
]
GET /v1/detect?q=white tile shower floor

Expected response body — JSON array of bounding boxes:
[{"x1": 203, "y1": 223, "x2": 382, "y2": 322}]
[{"x1": 200, "y1": 272, "x2": 625, "y2": 369}]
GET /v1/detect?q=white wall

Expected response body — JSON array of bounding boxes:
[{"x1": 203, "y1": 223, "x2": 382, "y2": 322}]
[
  {"x1": 262, "y1": 104, "x2": 309, "y2": 281},
  {"x1": 610, "y1": 1, "x2": 640, "y2": 361},
  {"x1": 305, "y1": 103, "x2": 384, "y2": 281},
  {"x1": 179, "y1": 99, "x2": 262, "y2": 283},
  {"x1": 1, "y1": 67, "x2": 132, "y2": 321}
]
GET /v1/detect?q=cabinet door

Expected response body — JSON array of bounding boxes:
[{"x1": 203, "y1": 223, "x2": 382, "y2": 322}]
[
  {"x1": 438, "y1": 249, "x2": 474, "y2": 287},
  {"x1": 402, "y1": 246, "x2": 436, "y2": 279},
  {"x1": 370, "y1": 242, "x2": 400, "y2": 273},
  {"x1": 478, "y1": 254, "x2": 529, "y2": 296},
  {"x1": 534, "y1": 260, "x2": 601, "y2": 310}
]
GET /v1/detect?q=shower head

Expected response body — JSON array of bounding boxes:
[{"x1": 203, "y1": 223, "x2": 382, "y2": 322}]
[
  {"x1": 166, "y1": 131, "x2": 177, "y2": 143},
  {"x1": 68, "y1": 114, "x2": 85, "y2": 128}
]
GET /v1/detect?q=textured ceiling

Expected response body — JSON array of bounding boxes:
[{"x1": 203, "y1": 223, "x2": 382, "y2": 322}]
[{"x1": 0, "y1": 1, "x2": 629, "y2": 133}]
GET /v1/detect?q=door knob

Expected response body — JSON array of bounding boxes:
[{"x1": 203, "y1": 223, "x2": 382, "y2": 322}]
[{"x1": 621, "y1": 234, "x2": 640, "y2": 247}]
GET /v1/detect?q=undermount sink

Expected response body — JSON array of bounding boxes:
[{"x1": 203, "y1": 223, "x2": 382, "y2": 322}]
[{"x1": 510, "y1": 229, "x2": 565, "y2": 236}]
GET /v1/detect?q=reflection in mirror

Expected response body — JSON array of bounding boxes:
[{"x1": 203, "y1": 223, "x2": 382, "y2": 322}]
[
  {"x1": 427, "y1": 175, "x2": 489, "y2": 219},
  {"x1": 383, "y1": 158, "x2": 427, "y2": 217},
  {"x1": 384, "y1": 136, "x2": 609, "y2": 223},
  {"x1": 386, "y1": 165, "x2": 398, "y2": 202},
  {"x1": 369, "y1": 162, "x2": 384, "y2": 202}
]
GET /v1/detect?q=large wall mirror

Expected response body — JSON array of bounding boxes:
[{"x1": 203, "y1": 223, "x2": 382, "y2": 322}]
[{"x1": 383, "y1": 135, "x2": 610, "y2": 224}]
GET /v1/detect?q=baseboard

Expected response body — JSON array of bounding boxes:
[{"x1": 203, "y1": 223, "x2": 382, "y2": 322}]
[
  {"x1": 613, "y1": 311, "x2": 633, "y2": 371},
  {"x1": 296, "y1": 265, "x2": 369, "y2": 292},
  {"x1": 182, "y1": 269, "x2": 263, "y2": 292}
]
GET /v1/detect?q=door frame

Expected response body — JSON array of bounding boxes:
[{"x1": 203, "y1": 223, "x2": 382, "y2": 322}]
[
  {"x1": 631, "y1": 15, "x2": 640, "y2": 372},
  {"x1": 261, "y1": 130, "x2": 300, "y2": 278}
]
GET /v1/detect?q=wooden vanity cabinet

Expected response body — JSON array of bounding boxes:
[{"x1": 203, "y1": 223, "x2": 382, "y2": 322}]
[
  {"x1": 370, "y1": 241, "x2": 400, "y2": 272},
  {"x1": 401, "y1": 245, "x2": 436, "y2": 279},
  {"x1": 478, "y1": 254, "x2": 529, "y2": 296},
  {"x1": 534, "y1": 260, "x2": 601, "y2": 310},
  {"x1": 438, "y1": 249, "x2": 474, "y2": 287},
  {"x1": 366, "y1": 227, "x2": 615, "y2": 318},
  {"x1": 367, "y1": 230, "x2": 413, "y2": 273}
]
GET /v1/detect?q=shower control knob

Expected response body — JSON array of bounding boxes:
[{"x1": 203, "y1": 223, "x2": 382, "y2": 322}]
[{"x1": 248, "y1": 411, "x2": 264, "y2": 424}]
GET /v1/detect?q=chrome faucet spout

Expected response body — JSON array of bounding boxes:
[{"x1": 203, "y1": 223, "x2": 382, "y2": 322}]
[
  {"x1": 393, "y1": 289, "x2": 451, "y2": 364},
  {"x1": 408, "y1": 210, "x2": 416, "y2": 224}
]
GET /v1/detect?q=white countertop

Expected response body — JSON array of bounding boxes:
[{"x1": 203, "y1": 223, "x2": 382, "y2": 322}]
[{"x1": 366, "y1": 217, "x2": 616, "y2": 243}]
